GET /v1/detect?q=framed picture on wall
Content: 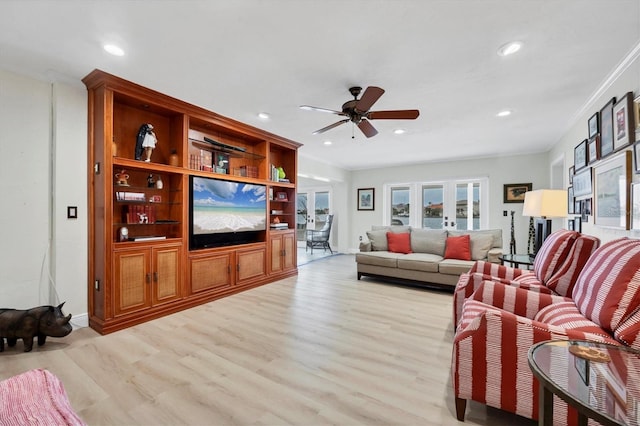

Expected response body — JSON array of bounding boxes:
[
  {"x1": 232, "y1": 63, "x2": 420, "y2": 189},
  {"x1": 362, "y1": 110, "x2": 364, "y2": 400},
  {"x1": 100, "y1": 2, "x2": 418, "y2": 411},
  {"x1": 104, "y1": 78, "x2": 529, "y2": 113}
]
[
  {"x1": 599, "y1": 97, "x2": 616, "y2": 158},
  {"x1": 594, "y1": 150, "x2": 631, "y2": 229},
  {"x1": 568, "y1": 186, "x2": 575, "y2": 214},
  {"x1": 572, "y1": 167, "x2": 592, "y2": 199},
  {"x1": 632, "y1": 183, "x2": 640, "y2": 229},
  {"x1": 588, "y1": 111, "x2": 599, "y2": 139},
  {"x1": 588, "y1": 136, "x2": 600, "y2": 164},
  {"x1": 574, "y1": 139, "x2": 588, "y2": 171},
  {"x1": 613, "y1": 92, "x2": 635, "y2": 152},
  {"x1": 357, "y1": 188, "x2": 375, "y2": 211},
  {"x1": 503, "y1": 183, "x2": 531, "y2": 203}
]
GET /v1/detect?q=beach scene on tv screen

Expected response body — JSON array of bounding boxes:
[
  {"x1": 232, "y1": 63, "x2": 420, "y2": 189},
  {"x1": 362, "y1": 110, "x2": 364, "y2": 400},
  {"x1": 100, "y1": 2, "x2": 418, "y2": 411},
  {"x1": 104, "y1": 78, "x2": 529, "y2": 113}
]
[{"x1": 192, "y1": 177, "x2": 266, "y2": 234}]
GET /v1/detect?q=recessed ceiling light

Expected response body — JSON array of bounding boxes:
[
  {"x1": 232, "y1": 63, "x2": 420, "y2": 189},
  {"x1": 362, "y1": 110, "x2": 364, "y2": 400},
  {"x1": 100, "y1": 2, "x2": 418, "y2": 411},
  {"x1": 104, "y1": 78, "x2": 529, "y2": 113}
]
[
  {"x1": 497, "y1": 110, "x2": 512, "y2": 117},
  {"x1": 257, "y1": 112, "x2": 270, "y2": 120},
  {"x1": 497, "y1": 41, "x2": 522, "y2": 57},
  {"x1": 103, "y1": 44, "x2": 125, "y2": 56},
  {"x1": 393, "y1": 129, "x2": 406, "y2": 135},
  {"x1": 323, "y1": 140, "x2": 332, "y2": 145}
]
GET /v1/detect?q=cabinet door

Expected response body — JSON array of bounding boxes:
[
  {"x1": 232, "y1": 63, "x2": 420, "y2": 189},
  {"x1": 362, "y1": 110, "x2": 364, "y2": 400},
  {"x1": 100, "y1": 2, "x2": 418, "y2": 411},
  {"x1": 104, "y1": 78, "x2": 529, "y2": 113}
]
[
  {"x1": 114, "y1": 249, "x2": 151, "y2": 316},
  {"x1": 269, "y1": 235, "x2": 284, "y2": 274},
  {"x1": 152, "y1": 244, "x2": 181, "y2": 305},
  {"x1": 237, "y1": 247, "x2": 266, "y2": 285},
  {"x1": 189, "y1": 252, "x2": 233, "y2": 294},
  {"x1": 282, "y1": 232, "x2": 296, "y2": 271}
]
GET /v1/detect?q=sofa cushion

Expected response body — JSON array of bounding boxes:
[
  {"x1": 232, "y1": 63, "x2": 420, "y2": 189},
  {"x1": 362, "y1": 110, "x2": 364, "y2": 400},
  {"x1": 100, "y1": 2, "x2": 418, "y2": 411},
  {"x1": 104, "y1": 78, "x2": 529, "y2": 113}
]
[
  {"x1": 372, "y1": 225, "x2": 412, "y2": 233},
  {"x1": 410, "y1": 228, "x2": 447, "y2": 256},
  {"x1": 573, "y1": 237, "x2": 640, "y2": 333},
  {"x1": 469, "y1": 233, "x2": 494, "y2": 261},
  {"x1": 534, "y1": 301, "x2": 610, "y2": 336},
  {"x1": 450, "y1": 229, "x2": 502, "y2": 250},
  {"x1": 439, "y1": 258, "x2": 475, "y2": 275},
  {"x1": 366, "y1": 230, "x2": 389, "y2": 251},
  {"x1": 397, "y1": 253, "x2": 442, "y2": 272},
  {"x1": 355, "y1": 251, "x2": 402, "y2": 268},
  {"x1": 543, "y1": 234, "x2": 600, "y2": 297},
  {"x1": 387, "y1": 232, "x2": 412, "y2": 254},
  {"x1": 445, "y1": 235, "x2": 471, "y2": 260},
  {"x1": 532, "y1": 229, "x2": 578, "y2": 284}
]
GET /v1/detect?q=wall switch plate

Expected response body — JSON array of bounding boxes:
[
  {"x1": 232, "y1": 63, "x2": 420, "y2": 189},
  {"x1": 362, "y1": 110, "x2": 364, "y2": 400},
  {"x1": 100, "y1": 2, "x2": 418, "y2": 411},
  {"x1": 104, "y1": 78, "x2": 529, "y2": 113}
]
[
  {"x1": 503, "y1": 210, "x2": 508, "y2": 216},
  {"x1": 67, "y1": 206, "x2": 78, "y2": 219}
]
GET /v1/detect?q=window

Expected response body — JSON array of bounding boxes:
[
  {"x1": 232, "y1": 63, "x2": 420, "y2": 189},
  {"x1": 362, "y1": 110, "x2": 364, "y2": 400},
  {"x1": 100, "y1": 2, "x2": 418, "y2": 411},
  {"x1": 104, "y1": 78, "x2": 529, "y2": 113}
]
[{"x1": 385, "y1": 178, "x2": 487, "y2": 229}]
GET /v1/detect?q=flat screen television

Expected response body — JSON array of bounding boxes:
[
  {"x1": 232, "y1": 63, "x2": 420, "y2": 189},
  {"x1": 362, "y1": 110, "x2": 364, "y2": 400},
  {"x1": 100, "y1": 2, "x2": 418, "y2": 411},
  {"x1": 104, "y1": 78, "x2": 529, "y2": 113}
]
[{"x1": 189, "y1": 175, "x2": 267, "y2": 250}]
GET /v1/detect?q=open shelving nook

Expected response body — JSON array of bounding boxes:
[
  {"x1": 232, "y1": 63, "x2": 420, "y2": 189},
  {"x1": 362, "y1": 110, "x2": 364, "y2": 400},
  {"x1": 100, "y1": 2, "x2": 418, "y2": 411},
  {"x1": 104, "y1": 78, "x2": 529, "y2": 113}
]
[{"x1": 84, "y1": 69, "x2": 300, "y2": 334}]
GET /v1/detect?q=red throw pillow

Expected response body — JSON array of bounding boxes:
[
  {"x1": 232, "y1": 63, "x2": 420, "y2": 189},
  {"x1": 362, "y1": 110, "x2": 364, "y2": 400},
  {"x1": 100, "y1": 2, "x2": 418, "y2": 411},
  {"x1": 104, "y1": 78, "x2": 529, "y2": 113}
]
[
  {"x1": 387, "y1": 232, "x2": 412, "y2": 254},
  {"x1": 445, "y1": 235, "x2": 471, "y2": 260}
]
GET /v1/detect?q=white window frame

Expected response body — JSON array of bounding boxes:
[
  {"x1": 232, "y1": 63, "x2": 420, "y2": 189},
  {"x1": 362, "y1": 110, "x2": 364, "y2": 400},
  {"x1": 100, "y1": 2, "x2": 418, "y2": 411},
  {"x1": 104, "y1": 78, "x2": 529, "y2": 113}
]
[{"x1": 383, "y1": 177, "x2": 489, "y2": 229}]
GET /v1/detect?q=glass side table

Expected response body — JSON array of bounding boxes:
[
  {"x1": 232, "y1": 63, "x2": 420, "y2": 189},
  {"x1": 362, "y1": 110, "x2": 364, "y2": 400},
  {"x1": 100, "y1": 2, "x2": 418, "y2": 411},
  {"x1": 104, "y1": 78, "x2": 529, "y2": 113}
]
[
  {"x1": 528, "y1": 340, "x2": 640, "y2": 426},
  {"x1": 499, "y1": 253, "x2": 534, "y2": 269}
]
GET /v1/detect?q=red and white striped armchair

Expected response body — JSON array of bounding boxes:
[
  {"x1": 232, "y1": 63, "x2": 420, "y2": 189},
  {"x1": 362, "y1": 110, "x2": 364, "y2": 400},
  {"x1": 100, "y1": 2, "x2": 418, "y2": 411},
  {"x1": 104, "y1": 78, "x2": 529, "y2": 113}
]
[
  {"x1": 453, "y1": 230, "x2": 600, "y2": 328},
  {"x1": 452, "y1": 237, "x2": 640, "y2": 424}
]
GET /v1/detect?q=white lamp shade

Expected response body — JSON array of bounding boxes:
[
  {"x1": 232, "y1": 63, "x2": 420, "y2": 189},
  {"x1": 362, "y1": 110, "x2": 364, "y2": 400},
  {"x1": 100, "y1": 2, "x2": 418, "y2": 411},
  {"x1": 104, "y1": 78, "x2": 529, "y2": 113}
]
[{"x1": 522, "y1": 189, "x2": 568, "y2": 218}]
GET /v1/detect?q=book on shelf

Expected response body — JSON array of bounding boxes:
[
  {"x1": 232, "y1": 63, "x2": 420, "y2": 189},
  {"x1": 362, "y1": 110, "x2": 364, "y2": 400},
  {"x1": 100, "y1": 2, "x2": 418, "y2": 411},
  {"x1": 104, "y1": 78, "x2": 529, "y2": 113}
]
[
  {"x1": 128, "y1": 235, "x2": 167, "y2": 241},
  {"x1": 270, "y1": 223, "x2": 289, "y2": 228}
]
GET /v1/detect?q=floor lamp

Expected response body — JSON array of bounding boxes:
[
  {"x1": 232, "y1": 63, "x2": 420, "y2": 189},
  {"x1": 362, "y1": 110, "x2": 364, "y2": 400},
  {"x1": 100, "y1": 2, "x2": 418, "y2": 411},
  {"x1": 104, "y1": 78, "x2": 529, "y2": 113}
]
[{"x1": 522, "y1": 189, "x2": 567, "y2": 257}]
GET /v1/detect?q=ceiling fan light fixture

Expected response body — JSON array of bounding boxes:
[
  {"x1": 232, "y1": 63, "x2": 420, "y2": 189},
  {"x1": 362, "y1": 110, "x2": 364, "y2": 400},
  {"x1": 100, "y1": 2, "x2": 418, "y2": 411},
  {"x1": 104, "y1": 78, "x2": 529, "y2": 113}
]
[
  {"x1": 497, "y1": 41, "x2": 522, "y2": 57},
  {"x1": 497, "y1": 110, "x2": 512, "y2": 117},
  {"x1": 103, "y1": 44, "x2": 125, "y2": 56}
]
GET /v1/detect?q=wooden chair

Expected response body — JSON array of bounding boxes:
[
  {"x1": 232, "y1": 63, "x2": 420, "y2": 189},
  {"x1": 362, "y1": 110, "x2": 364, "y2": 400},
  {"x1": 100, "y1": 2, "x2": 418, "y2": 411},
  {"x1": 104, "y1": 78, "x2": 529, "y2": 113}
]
[{"x1": 306, "y1": 214, "x2": 333, "y2": 254}]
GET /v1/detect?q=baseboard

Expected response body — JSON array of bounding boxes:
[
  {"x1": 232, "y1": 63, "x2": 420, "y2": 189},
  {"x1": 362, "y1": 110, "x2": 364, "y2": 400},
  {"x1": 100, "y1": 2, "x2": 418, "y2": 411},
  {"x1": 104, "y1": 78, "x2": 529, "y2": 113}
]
[{"x1": 70, "y1": 313, "x2": 89, "y2": 329}]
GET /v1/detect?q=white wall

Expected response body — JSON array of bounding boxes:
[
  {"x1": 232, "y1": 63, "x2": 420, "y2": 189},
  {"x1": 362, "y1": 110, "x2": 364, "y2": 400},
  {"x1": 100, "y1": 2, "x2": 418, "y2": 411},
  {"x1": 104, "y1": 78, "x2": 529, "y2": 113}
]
[
  {"x1": 349, "y1": 152, "x2": 550, "y2": 253},
  {"x1": 0, "y1": 69, "x2": 87, "y2": 325},
  {"x1": 549, "y1": 45, "x2": 640, "y2": 244}
]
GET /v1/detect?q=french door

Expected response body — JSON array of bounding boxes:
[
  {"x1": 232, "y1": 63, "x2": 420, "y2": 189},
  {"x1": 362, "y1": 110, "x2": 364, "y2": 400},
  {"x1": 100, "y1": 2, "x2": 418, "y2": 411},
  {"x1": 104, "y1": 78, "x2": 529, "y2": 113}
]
[
  {"x1": 388, "y1": 179, "x2": 486, "y2": 230},
  {"x1": 296, "y1": 188, "x2": 331, "y2": 241}
]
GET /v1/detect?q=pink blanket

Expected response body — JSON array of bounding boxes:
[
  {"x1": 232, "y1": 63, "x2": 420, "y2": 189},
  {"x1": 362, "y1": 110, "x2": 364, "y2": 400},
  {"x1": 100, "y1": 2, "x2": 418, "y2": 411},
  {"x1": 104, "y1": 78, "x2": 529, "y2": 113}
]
[{"x1": 0, "y1": 369, "x2": 84, "y2": 425}]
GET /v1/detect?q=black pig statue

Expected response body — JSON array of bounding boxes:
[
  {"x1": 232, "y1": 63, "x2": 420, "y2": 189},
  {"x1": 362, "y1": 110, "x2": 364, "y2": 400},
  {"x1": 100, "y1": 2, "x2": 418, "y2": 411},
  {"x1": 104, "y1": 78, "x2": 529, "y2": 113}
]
[{"x1": 0, "y1": 303, "x2": 72, "y2": 352}]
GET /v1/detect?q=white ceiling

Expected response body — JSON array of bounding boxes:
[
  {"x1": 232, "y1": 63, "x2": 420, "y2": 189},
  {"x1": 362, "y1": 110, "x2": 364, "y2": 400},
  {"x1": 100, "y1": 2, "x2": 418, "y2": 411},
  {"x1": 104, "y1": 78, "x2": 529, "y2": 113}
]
[{"x1": 1, "y1": 1, "x2": 639, "y2": 171}]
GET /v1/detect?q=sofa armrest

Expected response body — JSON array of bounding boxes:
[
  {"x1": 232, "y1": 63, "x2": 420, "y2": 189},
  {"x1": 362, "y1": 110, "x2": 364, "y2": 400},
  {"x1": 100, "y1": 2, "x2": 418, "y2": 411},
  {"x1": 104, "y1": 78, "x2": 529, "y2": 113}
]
[
  {"x1": 359, "y1": 241, "x2": 372, "y2": 252},
  {"x1": 486, "y1": 247, "x2": 502, "y2": 263}
]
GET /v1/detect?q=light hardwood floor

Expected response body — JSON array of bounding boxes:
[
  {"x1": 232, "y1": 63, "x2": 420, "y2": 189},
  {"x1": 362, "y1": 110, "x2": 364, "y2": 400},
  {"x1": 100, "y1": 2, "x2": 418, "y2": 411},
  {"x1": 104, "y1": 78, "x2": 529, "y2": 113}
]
[{"x1": 0, "y1": 254, "x2": 534, "y2": 425}]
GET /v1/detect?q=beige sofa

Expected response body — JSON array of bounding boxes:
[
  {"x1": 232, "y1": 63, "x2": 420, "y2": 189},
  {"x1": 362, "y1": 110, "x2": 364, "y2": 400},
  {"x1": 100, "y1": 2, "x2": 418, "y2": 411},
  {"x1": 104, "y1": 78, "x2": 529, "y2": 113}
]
[{"x1": 356, "y1": 226, "x2": 503, "y2": 289}]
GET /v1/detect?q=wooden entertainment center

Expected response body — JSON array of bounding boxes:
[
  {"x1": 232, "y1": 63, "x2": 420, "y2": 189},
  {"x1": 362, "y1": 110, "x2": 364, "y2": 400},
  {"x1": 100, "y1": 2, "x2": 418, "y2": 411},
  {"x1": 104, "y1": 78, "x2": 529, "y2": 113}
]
[{"x1": 84, "y1": 70, "x2": 300, "y2": 334}]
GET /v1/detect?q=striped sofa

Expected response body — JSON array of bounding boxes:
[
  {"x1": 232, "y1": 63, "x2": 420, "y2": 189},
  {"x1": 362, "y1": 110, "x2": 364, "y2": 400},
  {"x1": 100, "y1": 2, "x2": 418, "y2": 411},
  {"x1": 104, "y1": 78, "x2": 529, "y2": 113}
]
[
  {"x1": 451, "y1": 237, "x2": 640, "y2": 424},
  {"x1": 453, "y1": 229, "x2": 600, "y2": 328}
]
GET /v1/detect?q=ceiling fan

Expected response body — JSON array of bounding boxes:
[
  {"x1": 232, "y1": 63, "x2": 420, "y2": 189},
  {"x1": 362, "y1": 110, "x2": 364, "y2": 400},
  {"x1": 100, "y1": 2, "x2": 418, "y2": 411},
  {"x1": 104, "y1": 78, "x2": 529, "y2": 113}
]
[{"x1": 300, "y1": 86, "x2": 419, "y2": 138}]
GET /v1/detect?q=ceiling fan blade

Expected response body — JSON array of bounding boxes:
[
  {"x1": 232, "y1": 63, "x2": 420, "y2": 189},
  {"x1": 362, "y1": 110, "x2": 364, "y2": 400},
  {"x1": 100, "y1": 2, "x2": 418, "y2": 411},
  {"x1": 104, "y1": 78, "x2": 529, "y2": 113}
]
[
  {"x1": 312, "y1": 119, "x2": 350, "y2": 135},
  {"x1": 368, "y1": 110, "x2": 420, "y2": 120},
  {"x1": 300, "y1": 105, "x2": 345, "y2": 115},
  {"x1": 355, "y1": 86, "x2": 385, "y2": 112},
  {"x1": 357, "y1": 119, "x2": 378, "y2": 138}
]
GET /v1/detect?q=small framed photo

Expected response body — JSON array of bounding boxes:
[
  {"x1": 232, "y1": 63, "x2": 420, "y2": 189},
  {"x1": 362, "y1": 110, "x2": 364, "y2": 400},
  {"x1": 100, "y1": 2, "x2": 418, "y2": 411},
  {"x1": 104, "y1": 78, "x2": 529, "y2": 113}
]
[
  {"x1": 588, "y1": 136, "x2": 600, "y2": 164},
  {"x1": 275, "y1": 191, "x2": 288, "y2": 201},
  {"x1": 568, "y1": 186, "x2": 575, "y2": 214},
  {"x1": 357, "y1": 188, "x2": 375, "y2": 211},
  {"x1": 634, "y1": 142, "x2": 640, "y2": 174},
  {"x1": 573, "y1": 167, "x2": 592, "y2": 199},
  {"x1": 613, "y1": 92, "x2": 635, "y2": 151},
  {"x1": 581, "y1": 200, "x2": 588, "y2": 222},
  {"x1": 588, "y1": 112, "x2": 599, "y2": 139},
  {"x1": 574, "y1": 139, "x2": 588, "y2": 171},
  {"x1": 503, "y1": 183, "x2": 531, "y2": 203},
  {"x1": 568, "y1": 218, "x2": 575, "y2": 231},
  {"x1": 600, "y1": 97, "x2": 617, "y2": 158},
  {"x1": 634, "y1": 94, "x2": 640, "y2": 131},
  {"x1": 569, "y1": 165, "x2": 575, "y2": 184},
  {"x1": 575, "y1": 216, "x2": 582, "y2": 233}
]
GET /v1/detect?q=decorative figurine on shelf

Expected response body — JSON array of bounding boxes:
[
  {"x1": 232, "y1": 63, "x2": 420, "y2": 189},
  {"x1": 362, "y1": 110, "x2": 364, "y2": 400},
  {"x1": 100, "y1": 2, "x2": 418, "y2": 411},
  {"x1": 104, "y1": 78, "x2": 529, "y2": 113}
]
[
  {"x1": 147, "y1": 174, "x2": 155, "y2": 188},
  {"x1": 0, "y1": 303, "x2": 72, "y2": 352},
  {"x1": 277, "y1": 166, "x2": 286, "y2": 180},
  {"x1": 115, "y1": 169, "x2": 130, "y2": 186},
  {"x1": 155, "y1": 176, "x2": 163, "y2": 189},
  {"x1": 135, "y1": 123, "x2": 157, "y2": 162}
]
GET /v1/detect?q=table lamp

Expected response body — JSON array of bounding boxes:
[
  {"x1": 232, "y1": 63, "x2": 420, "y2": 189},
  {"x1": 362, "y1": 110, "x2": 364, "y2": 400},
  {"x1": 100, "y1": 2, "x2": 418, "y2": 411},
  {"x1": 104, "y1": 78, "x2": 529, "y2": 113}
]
[{"x1": 522, "y1": 189, "x2": 567, "y2": 257}]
